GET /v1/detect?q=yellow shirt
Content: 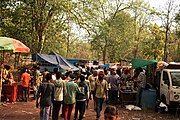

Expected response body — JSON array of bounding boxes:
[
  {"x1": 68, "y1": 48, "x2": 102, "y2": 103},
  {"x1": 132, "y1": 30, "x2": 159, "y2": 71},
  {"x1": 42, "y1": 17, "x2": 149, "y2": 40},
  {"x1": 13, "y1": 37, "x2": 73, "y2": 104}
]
[
  {"x1": 88, "y1": 75, "x2": 97, "y2": 91},
  {"x1": 95, "y1": 79, "x2": 108, "y2": 98}
]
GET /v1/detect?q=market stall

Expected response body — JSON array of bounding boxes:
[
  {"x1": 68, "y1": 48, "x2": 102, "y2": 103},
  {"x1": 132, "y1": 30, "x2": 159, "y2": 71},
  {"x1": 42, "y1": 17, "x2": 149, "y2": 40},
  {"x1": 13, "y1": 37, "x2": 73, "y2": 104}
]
[
  {"x1": 119, "y1": 89, "x2": 137, "y2": 105},
  {"x1": 0, "y1": 37, "x2": 30, "y2": 103},
  {"x1": 0, "y1": 37, "x2": 30, "y2": 66},
  {"x1": 118, "y1": 59, "x2": 158, "y2": 107}
]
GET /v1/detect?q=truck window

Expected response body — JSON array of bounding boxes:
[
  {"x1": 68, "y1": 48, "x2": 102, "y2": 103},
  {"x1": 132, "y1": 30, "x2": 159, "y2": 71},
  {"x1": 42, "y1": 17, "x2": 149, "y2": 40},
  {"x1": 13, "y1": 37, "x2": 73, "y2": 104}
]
[
  {"x1": 163, "y1": 71, "x2": 170, "y2": 86},
  {"x1": 170, "y1": 72, "x2": 180, "y2": 87}
]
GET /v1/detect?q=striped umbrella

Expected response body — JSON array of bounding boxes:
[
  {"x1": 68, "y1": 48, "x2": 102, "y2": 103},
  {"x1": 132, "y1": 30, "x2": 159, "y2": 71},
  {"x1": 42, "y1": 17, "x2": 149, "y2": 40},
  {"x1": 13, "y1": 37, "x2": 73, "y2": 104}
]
[{"x1": 0, "y1": 37, "x2": 30, "y2": 53}]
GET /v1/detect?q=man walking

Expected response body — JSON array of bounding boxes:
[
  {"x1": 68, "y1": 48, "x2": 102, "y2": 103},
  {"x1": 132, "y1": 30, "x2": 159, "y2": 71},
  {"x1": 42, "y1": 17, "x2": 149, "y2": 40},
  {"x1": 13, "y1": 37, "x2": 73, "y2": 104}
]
[
  {"x1": 88, "y1": 70, "x2": 98, "y2": 110},
  {"x1": 52, "y1": 72, "x2": 65, "y2": 120},
  {"x1": 95, "y1": 71, "x2": 108, "y2": 120},
  {"x1": 33, "y1": 66, "x2": 42, "y2": 99},
  {"x1": 63, "y1": 73, "x2": 79, "y2": 120},
  {"x1": 36, "y1": 73, "x2": 55, "y2": 120},
  {"x1": 74, "y1": 74, "x2": 88, "y2": 120}
]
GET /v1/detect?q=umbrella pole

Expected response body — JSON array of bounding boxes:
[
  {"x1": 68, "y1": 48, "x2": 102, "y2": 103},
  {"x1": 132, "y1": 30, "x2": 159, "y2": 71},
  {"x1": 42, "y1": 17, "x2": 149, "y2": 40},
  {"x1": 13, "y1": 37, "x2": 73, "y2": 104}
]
[
  {"x1": 18, "y1": 53, "x2": 20, "y2": 66},
  {"x1": 14, "y1": 53, "x2": 20, "y2": 68},
  {"x1": 2, "y1": 50, "x2": 5, "y2": 63},
  {"x1": 14, "y1": 53, "x2": 17, "y2": 68}
]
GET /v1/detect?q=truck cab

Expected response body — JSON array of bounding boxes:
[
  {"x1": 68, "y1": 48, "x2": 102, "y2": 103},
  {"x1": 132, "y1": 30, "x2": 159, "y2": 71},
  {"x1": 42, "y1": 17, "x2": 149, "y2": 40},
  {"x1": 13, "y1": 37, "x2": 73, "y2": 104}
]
[{"x1": 160, "y1": 63, "x2": 180, "y2": 106}]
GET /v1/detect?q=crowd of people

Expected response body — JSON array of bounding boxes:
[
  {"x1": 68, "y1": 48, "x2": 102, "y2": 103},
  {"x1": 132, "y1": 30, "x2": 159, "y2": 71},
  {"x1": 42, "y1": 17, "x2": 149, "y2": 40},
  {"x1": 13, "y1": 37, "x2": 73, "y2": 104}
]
[
  {"x1": 0, "y1": 63, "x2": 147, "y2": 120},
  {"x1": 33, "y1": 64, "x2": 146, "y2": 120},
  {"x1": 34, "y1": 67, "x2": 110, "y2": 120}
]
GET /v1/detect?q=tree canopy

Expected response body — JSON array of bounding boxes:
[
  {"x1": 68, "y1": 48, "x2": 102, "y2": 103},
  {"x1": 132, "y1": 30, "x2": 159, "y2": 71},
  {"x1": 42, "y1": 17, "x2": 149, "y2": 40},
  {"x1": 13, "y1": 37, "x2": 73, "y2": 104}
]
[{"x1": 0, "y1": 0, "x2": 179, "y2": 62}]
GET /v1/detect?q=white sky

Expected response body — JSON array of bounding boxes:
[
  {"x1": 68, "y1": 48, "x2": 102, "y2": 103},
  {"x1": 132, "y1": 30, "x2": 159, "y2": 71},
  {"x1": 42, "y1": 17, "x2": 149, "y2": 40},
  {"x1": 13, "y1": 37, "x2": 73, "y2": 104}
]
[
  {"x1": 145, "y1": 0, "x2": 180, "y2": 11},
  {"x1": 144, "y1": 0, "x2": 180, "y2": 25}
]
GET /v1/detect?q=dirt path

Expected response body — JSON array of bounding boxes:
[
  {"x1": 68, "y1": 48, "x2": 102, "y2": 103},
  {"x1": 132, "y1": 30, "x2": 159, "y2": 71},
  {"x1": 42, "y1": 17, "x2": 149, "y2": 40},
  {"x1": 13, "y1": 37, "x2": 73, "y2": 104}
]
[{"x1": 0, "y1": 100, "x2": 179, "y2": 120}]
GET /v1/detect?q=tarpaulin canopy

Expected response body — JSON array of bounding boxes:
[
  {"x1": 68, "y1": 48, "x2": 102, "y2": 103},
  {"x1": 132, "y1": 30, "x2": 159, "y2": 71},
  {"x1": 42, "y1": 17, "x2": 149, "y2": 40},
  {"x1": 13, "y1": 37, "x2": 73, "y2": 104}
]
[
  {"x1": 66, "y1": 58, "x2": 89, "y2": 65},
  {"x1": 50, "y1": 52, "x2": 79, "y2": 71},
  {"x1": 0, "y1": 37, "x2": 30, "y2": 53},
  {"x1": 32, "y1": 53, "x2": 79, "y2": 71},
  {"x1": 131, "y1": 58, "x2": 157, "y2": 69}
]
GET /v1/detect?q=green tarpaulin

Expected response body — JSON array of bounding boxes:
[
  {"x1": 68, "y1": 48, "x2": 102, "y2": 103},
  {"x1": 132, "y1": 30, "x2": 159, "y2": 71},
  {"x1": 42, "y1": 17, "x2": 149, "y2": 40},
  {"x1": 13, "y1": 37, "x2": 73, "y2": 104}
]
[{"x1": 131, "y1": 59, "x2": 157, "y2": 69}]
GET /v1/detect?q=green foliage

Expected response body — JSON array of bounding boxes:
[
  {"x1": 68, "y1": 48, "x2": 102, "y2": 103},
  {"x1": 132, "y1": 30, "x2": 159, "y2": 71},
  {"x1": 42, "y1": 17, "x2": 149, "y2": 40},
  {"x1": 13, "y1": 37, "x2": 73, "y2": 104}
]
[
  {"x1": 141, "y1": 24, "x2": 164, "y2": 60},
  {"x1": 98, "y1": 11, "x2": 135, "y2": 62},
  {"x1": 174, "y1": 10, "x2": 180, "y2": 61},
  {"x1": 0, "y1": 0, "x2": 179, "y2": 62}
]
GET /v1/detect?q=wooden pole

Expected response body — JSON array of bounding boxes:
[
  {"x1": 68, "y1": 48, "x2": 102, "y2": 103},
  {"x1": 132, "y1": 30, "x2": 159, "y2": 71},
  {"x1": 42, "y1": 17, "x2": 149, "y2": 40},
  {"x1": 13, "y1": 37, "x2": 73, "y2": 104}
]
[
  {"x1": 14, "y1": 53, "x2": 17, "y2": 68},
  {"x1": 17, "y1": 53, "x2": 20, "y2": 67},
  {"x1": 2, "y1": 50, "x2": 5, "y2": 63}
]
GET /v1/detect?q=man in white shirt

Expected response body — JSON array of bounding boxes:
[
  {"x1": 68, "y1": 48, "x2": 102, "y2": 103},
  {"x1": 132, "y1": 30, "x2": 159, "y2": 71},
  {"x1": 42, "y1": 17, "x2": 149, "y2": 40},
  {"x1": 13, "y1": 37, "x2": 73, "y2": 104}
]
[
  {"x1": 136, "y1": 68, "x2": 146, "y2": 107},
  {"x1": 52, "y1": 72, "x2": 65, "y2": 120}
]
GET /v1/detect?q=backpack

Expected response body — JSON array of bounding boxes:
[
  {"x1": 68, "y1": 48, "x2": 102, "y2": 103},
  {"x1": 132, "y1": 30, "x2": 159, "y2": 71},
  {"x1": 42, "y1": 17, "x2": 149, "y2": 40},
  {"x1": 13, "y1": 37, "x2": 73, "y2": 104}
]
[{"x1": 76, "y1": 82, "x2": 88, "y2": 100}]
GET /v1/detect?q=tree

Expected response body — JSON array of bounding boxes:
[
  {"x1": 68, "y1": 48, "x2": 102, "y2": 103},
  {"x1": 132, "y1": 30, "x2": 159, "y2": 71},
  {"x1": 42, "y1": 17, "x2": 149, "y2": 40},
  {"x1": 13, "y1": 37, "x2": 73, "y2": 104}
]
[
  {"x1": 0, "y1": 0, "x2": 33, "y2": 46},
  {"x1": 1, "y1": 0, "x2": 178, "y2": 62},
  {"x1": 0, "y1": 0, "x2": 71, "y2": 53},
  {"x1": 174, "y1": 10, "x2": 180, "y2": 61},
  {"x1": 160, "y1": 0, "x2": 177, "y2": 62},
  {"x1": 101, "y1": 11, "x2": 135, "y2": 62},
  {"x1": 85, "y1": 0, "x2": 133, "y2": 63},
  {"x1": 141, "y1": 24, "x2": 164, "y2": 60},
  {"x1": 129, "y1": 0, "x2": 157, "y2": 58}
]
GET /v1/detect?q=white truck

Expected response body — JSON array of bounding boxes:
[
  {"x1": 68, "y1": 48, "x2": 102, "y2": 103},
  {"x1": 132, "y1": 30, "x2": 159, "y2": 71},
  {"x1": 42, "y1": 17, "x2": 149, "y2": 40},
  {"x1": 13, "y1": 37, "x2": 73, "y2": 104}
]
[{"x1": 160, "y1": 63, "x2": 180, "y2": 108}]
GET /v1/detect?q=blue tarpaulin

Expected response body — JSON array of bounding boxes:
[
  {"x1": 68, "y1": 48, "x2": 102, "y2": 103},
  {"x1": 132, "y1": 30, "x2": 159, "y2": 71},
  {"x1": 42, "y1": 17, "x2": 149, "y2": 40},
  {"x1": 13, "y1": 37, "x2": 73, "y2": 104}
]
[
  {"x1": 67, "y1": 58, "x2": 89, "y2": 66},
  {"x1": 32, "y1": 53, "x2": 79, "y2": 71}
]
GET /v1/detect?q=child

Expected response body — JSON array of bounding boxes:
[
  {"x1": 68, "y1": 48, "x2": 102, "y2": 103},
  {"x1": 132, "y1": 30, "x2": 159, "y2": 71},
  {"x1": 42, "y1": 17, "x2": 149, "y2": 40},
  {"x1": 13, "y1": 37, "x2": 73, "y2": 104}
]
[{"x1": 104, "y1": 106, "x2": 119, "y2": 120}]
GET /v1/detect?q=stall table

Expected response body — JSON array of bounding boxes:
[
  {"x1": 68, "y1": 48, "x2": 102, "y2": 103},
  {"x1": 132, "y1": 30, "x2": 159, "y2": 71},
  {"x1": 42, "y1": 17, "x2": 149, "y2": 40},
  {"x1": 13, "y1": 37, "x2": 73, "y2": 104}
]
[
  {"x1": 119, "y1": 89, "x2": 137, "y2": 105},
  {"x1": 3, "y1": 83, "x2": 17, "y2": 102}
]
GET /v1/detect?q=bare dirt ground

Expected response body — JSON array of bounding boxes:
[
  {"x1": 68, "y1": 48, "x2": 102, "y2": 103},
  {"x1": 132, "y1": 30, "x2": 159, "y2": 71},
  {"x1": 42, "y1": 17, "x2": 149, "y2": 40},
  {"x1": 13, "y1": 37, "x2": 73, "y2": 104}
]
[{"x1": 0, "y1": 99, "x2": 179, "y2": 120}]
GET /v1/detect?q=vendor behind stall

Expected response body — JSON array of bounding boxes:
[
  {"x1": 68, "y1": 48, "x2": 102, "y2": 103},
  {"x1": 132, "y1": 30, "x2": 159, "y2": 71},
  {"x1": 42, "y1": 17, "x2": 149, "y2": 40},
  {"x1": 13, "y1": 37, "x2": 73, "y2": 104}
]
[
  {"x1": 121, "y1": 68, "x2": 131, "y2": 81},
  {"x1": 134, "y1": 67, "x2": 146, "y2": 107},
  {"x1": 107, "y1": 69, "x2": 119, "y2": 105},
  {"x1": 2, "y1": 65, "x2": 14, "y2": 84},
  {"x1": 2, "y1": 65, "x2": 14, "y2": 103},
  {"x1": 120, "y1": 68, "x2": 132, "y2": 91}
]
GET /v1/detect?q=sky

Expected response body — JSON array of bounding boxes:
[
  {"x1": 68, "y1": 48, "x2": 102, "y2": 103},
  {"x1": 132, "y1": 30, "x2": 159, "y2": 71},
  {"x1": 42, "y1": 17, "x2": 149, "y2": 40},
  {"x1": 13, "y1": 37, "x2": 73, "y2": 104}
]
[
  {"x1": 145, "y1": 0, "x2": 180, "y2": 11},
  {"x1": 144, "y1": 0, "x2": 180, "y2": 25},
  {"x1": 145, "y1": 0, "x2": 168, "y2": 9}
]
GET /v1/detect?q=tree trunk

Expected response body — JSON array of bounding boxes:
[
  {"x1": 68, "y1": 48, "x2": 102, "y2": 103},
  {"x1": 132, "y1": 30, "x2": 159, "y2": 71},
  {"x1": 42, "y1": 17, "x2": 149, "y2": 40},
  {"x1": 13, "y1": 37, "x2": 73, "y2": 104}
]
[
  {"x1": 31, "y1": 0, "x2": 36, "y2": 53},
  {"x1": 133, "y1": 44, "x2": 139, "y2": 58},
  {"x1": 154, "y1": 52, "x2": 157, "y2": 60},
  {"x1": 37, "y1": 29, "x2": 43, "y2": 53},
  {"x1": 102, "y1": 46, "x2": 107, "y2": 64},
  {"x1": 163, "y1": 0, "x2": 173, "y2": 62},
  {"x1": 163, "y1": 25, "x2": 169, "y2": 62},
  {"x1": 176, "y1": 41, "x2": 180, "y2": 61},
  {"x1": 66, "y1": 36, "x2": 70, "y2": 58}
]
